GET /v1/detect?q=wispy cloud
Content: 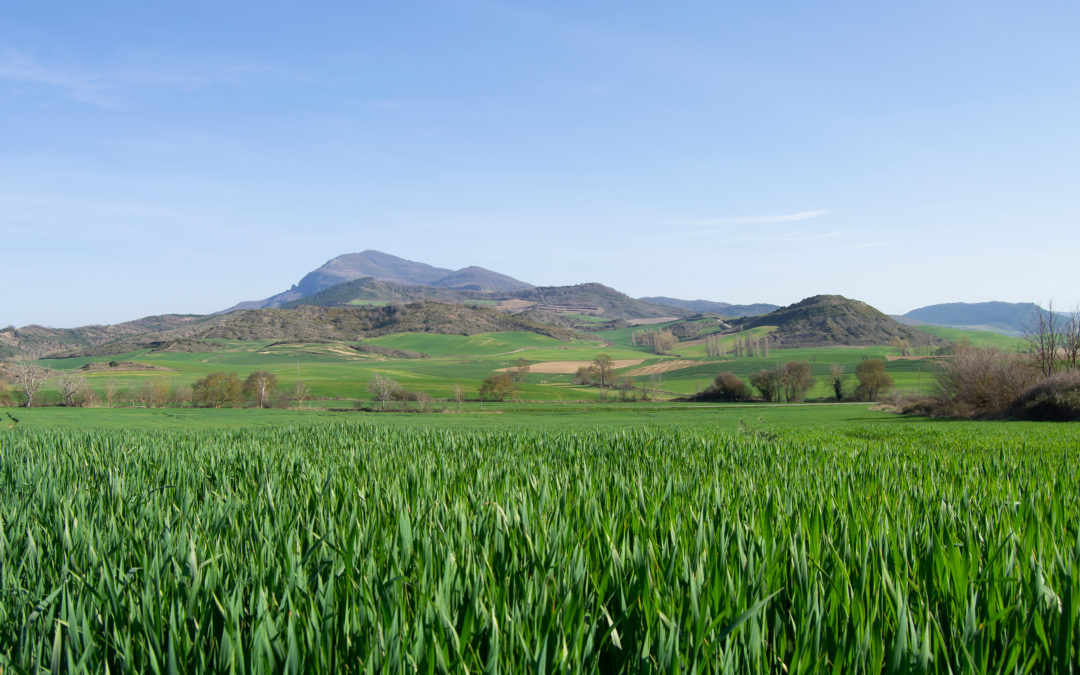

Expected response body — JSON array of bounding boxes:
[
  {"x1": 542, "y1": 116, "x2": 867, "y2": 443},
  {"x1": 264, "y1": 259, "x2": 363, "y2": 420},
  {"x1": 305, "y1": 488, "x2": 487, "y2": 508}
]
[
  {"x1": 837, "y1": 241, "x2": 890, "y2": 250},
  {"x1": 0, "y1": 50, "x2": 292, "y2": 107},
  {"x1": 681, "y1": 209, "x2": 833, "y2": 229},
  {"x1": 779, "y1": 229, "x2": 845, "y2": 242}
]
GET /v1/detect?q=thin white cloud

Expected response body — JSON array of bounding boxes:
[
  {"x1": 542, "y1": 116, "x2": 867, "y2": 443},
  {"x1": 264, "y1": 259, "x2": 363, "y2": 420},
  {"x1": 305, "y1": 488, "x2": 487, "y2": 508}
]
[
  {"x1": 0, "y1": 51, "x2": 294, "y2": 107},
  {"x1": 780, "y1": 229, "x2": 845, "y2": 242},
  {"x1": 680, "y1": 209, "x2": 833, "y2": 228},
  {"x1": 837, "y1": 241, "x2": 890, "y2": 250}
]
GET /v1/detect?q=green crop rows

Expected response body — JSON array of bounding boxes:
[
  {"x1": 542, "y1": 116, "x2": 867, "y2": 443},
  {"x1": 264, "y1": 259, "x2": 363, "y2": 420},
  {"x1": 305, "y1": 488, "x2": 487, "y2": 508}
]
[{"x1": 1, "y1": 421, "x2": 1077, "y2": 672}]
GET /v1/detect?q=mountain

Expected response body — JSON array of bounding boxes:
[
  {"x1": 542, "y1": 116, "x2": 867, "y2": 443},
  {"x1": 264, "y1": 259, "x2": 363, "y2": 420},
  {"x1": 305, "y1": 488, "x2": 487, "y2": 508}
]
[
  {"x1": 900, "y1": 302, "x2": 1066, "y2": 337},
  {"x1": 0, "y1": 315, "x2": 204, "y2": 360},
  {"x1": 228, "y1": 250, "x2": 533, "y2": 310},
  {"x1": 640, "y1": 297, "x2": 778, "y2": 317},
  {"x1": 739, "y1": 295, "x2": 943, "y2": 348},
  {"x1": 428, "y1": 266, "x2": 533, "y2": 292},
  {"x1": 279, "y1": 278, "x2": 691, "y2": 323}
]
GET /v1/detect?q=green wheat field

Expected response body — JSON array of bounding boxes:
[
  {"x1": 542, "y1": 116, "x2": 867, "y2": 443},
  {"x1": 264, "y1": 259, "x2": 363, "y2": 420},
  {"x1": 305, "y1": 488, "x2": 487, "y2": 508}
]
[{"x1": 1, "y1": 410, "x2": 1077, "y2": 672}]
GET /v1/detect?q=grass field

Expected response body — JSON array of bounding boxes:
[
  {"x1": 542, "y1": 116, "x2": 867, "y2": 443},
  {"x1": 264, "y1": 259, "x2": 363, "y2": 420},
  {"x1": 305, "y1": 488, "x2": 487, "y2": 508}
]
[
  {"x1": 1, "y1": 406, "x2": 1076, "y2": 671},
  {"x1": 25, "y1": 323, "x2": 970, "y2": 408}
]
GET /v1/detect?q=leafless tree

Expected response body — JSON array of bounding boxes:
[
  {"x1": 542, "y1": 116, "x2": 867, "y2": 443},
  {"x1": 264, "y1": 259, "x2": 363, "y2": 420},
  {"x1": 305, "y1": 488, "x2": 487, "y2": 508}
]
[
  {"x1": 1063, "y1": 305, "x2": 1080, "y2": 372},
  {"x1": 890, "y1": 336, "x2": 912, "y2": 357},
  {"x1": 416, "y1": 391, "x2": 432, "y2": 413},
  {"x1": 57, "y1": 372, "x2": 91, "y2": 407},
  {"x1": 592, "y1": 354, "x2": 616, "y2": 390},
  {"x1": 1025, "y1": 301, "x2": 1060, "y2": 377},
  {"x1": 13, "y1": 362, "x2": 48, "y2": 408},
  {"x1": 293, "y1": 381, "x2": 310, "y2": 409},
  {"x1": 244, "y1": 371, "x2": 279, "y2": 409},
  {"x1": 453, "y1": 382, "x2": 466, "y2": 411},
  {"x1": 780, "y1": 361, "x2": 814, "y2": 402},
  {"x1": 105, "y1": 378, "x2": 119, "y2": 407},
  {"x1": 509, "y1": 358, "x2": 531, "y2": 383},
  {"x1": 367, "y1": 374, "x2": 399, "y2": 411}
]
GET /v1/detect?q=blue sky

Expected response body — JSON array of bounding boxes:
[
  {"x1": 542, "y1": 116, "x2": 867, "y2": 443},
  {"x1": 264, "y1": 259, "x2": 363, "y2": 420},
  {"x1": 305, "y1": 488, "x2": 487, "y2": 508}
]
[{"x1": 2, "y1": 1, "x2": 1078, "y2": 327}]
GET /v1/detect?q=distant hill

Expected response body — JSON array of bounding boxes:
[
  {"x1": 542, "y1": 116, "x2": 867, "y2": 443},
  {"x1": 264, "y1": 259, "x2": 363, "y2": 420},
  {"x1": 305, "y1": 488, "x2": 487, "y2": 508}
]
[
  {"x1": 280, "y1": 278, "x2": 690, "y2": 323},
  {"x1": 739, "y1": 295, "x2": 943, "y2": 348},
  {"x1": 640, "y1": 297, "x2": 778, "y2": 317},
  {"x1": 228, "y1": 250, "x2": 533, "y2": 310},
  {"x1": 49, "y1": 303, "x2": 577, "y2": 358},
  {"x1": 0, "y1": 314, "x2": 205, "y2": 360},
  {"x1": 900, "y1": 302, "x2": 1066, "y2": 336}
]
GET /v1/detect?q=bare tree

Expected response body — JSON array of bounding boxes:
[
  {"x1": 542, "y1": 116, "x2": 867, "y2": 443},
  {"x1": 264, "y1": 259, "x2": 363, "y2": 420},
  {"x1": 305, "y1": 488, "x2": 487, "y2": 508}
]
[
  {"x1": 453, "y1": 382, "x2": 466, "y2": 411},
  {"x1": 13, "y1": 362, "x2": 48, "y2": 408},
  {"x1": 243, "y1": 371, "x2": 279, "y2": 409},
  {"x1": 105, "y1": 378, "x2": 119, "y2": 407},
  {"x1": 367, "y1": 374, "x2": 399, "y2": 411},
  {"x1": 293, "y1": 381, "x2": 310, "y2": 409},
  {"x1": 1025, "y1": 301, "x2": 1060, "y2": 377},
  {"x1": 416, "y1": 391, "x2": 432, "y2": 413},
  {"x1": 57, "y1": 372, "x2": 91, "y2": 407},
  {"x1": 780, "y1": 361, "x2": 814, "y2": 402},
  {"x1": 890, "y1": 337, "x2": 912, "y2": 357},
  {"x1": 1063, "y1": 305, "x2": 1080, "y2": 372},
  {"x1": 592, "y1": 354, "x2": 616, "y2": 391}
]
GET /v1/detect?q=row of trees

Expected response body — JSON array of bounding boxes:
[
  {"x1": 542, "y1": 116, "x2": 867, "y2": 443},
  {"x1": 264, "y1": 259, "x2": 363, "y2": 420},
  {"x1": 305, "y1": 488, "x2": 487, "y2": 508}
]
[
  {"x1": 704, "y1": 333, "x2": 771, "y2": 359},
  {"x1": 631, "y1": 329, "x2": 678, "y2": 354},
  {"x1": 698, "y1": 359, "x2": 894, "y2": 403}
]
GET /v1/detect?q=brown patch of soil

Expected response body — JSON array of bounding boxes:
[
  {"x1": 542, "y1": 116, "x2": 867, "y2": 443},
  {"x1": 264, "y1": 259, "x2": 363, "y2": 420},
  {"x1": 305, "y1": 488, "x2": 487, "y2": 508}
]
[
  {"x1": 626, "y1": 359, "x2": 728, "y2": 376},
  {"x1": 497, "y1": 359, "x2": 645, "y2": 374}
]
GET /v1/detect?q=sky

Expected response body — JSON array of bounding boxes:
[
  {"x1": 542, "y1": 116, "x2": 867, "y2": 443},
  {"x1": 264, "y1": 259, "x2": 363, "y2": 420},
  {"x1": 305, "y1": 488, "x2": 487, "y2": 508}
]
[{"x1": 2, "y1": 1, "x2": 1079, "y2": 327}]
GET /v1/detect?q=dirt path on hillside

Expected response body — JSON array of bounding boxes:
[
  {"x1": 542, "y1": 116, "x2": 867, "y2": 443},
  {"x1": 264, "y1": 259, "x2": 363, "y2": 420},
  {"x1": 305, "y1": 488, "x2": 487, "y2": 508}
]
[{"x1": 497, "y1": 359, "x2": 645, "y2": 374}]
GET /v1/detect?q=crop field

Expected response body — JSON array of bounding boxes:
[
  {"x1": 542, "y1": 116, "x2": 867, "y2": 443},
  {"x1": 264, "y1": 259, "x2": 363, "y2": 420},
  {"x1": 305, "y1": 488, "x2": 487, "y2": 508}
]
[
  {"x1": 29, "y1": 323, "x2": 977, "y2": 407},
  {"x1": 1, "y1": 412, "x2": 1077, "y2": 672}
]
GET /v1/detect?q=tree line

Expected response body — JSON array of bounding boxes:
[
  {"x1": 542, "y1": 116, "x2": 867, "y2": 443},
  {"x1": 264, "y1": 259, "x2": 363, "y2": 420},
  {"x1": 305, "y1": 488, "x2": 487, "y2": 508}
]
[{"x1": 693, "y1": 359, "x2": 893, "y2": 403}]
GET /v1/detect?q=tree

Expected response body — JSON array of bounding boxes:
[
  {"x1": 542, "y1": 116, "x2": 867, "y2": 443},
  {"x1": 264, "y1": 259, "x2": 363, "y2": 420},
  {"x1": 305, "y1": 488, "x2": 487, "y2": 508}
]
[
  {"x1": 454, "y1": 382, "x2": 466, "y2": 412},
  {"x1": 57, "y1": 372, "x2": 91, "y2": 407},
  {"x1": 1062, "y1": 305, "x2": 1080, "y2": 372},
  {"x1": 144, "y1": 376, "x2": 172, "y2": 408},
  {"x1": 367, "y1": 374, "x2": 400, "y2": 411},
  {"x1": 293, "y1": 381, "x2": 310, "y2": 409},
  {"x1": 13, "y1": 362, "x2": 48, "y2": 408},
  {"x1": 509, "y1": 358, "x2": 531, "y2": 383},
  {"x1": 780, "y1": 361, "x2": 814, "y2": 402},
  {"x1": 573, "y1": 366, "x2": 595, "y2": 386},
  {"x1": 416, "y1": 391, "x2": 432, "y2": 413},
  {"x1": 244, "y1": 371, "x2": 279, "y2": 409},
  {"x1": 192, "y1": 371, "x2": 243, "y2": 408},
  {"x1": 855, "y1": 359, "x2": 894, "y2": 401},
  {"x1": 749, "y1": 368, "x2": 782, "y2": 402},
  {"x1": 478, "y1": 373, "x2": 515, "y2": 401},
  {"x1": 1025, "y1": 301, "x2": 1060, "y2": 377},
  {"x1": 105, "y1": 378, "x2": 119, "y2": 407},
  {"x1": 591, "y1": 354, "x2": 616, "y2": 390},
  {"x1": 890, "y1": 336, "x2": 912, "y2": 357},
  {"x1": 829, "y1": 364, "x2": 847, "y2": 401},
  {"x1": 704, "y1": 372, "x2": 751, "y2": 401}
]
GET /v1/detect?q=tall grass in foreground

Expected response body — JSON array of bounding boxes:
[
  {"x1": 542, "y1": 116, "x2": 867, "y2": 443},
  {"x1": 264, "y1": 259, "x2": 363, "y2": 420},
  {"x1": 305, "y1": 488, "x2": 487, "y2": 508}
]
[{"x1": 0, "y1": 422, "x2": 1077, "y2": 672}]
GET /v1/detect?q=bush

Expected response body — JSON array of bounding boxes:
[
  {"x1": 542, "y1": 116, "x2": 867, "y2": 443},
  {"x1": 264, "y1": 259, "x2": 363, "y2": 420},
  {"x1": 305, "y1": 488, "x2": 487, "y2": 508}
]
[
  {"x1": 1011, "y1": 371, "x2": 1080, "y2": 421},
  {"x1": 699, "y1": 372, "x2": 751, "y2": 402},
  {"x1": 932, "y1": 347, "x2": 1036, "y2": 419}
]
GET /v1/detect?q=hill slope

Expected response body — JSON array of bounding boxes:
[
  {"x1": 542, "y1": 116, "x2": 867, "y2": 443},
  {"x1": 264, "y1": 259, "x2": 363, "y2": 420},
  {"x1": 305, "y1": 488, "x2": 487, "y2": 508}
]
[
  {"x1": 49, "y1": 303, "x2": 577, "y2": 358},
  {"x1": 901, "y1": 301, "x2": 1064, "y2": 336},
  {"x1": 740, "y1": 295, "x2": 942, "y2": 348}
]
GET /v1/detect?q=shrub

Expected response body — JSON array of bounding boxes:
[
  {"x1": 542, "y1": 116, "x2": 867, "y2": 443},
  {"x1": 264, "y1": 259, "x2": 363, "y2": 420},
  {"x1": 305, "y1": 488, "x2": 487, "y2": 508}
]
[
  {"x1": 932, "y1": 347, "x2": 1036, "y2": 418},
  {"x1": 855, "y1": 359, "x2": 894, "y2": 401},
  {"x1": 700, "y1": 372, "x2": 751, "y2": 402},
  {"x1": 750, "y1": 368, "x2": 782, "y2": 402},
  {"x1": 1011, "y1": 371, "x2": 1080, "y2": 421}
]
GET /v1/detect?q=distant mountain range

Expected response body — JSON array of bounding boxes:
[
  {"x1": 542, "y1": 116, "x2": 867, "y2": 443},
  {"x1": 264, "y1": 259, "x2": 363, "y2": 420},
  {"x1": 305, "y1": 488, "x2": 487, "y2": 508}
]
[
  {"x1": 228, "y1": 250, "x2": 534, "y2": 310},
  {"x1": 639, "y1": 297, "x2": 778, "y2": 317},
  {"x1": 897, "y1": 301, "x2": 1068, "y2": 336}
]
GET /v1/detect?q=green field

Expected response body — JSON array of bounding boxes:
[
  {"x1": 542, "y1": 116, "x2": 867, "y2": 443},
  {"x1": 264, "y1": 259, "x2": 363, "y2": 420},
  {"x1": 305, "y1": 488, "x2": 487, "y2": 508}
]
[
  {"x1": 1, "y1": 407, "x2": 1077, "y2": 671},
  {"x1": 25, "y1": 324, "x2": 969, "y2": 408}
]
